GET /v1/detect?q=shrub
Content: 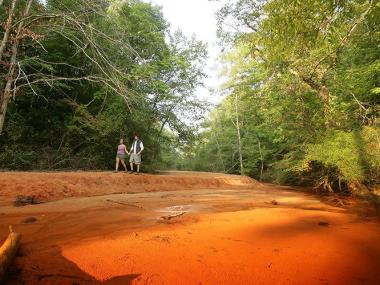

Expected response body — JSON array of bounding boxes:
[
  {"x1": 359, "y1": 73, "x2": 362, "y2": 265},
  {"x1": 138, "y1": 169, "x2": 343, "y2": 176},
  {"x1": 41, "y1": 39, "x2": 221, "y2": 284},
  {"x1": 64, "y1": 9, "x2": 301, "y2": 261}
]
[{"x1": 291, "y1": 128, "x2": 379, "y2": 193}]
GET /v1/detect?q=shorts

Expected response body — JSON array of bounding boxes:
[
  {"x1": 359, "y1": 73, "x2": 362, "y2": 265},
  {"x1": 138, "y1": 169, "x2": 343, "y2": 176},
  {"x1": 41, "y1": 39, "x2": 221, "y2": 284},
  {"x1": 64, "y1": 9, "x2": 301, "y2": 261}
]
[
  {"x1": 129, "y1": 153, "x2": 141, "y2": 164},
  {"x1": 116, "y1": 153, "x2": 125, "y2": 160}
]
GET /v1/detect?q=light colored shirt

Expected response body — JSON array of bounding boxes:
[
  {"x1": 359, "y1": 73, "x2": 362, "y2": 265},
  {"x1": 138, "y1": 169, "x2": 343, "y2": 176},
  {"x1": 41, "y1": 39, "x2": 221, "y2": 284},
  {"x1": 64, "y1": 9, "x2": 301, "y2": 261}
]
[{"x1": 130, "y1": 140, "x2": 144, "y2": 154}]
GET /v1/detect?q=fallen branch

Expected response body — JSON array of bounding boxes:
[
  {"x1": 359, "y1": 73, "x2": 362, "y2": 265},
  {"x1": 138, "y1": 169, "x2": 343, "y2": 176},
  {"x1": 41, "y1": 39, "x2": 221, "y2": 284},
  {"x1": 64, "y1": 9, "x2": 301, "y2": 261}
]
[
  {"x1": 105, "y1": 199, "x2": 143, "y2": 209},
  {"x1": 325, "y1": 195, "x2": 348, "y2": 208},
  {"x1": 264, "y1": 200, "x2": 279, "y2": 206},
  {"x1": 0, "y1": 226, "x2": 21, "y2": 282},
  {"x1": 160, "y1": 212, "x2": 186, "y2": 221}
]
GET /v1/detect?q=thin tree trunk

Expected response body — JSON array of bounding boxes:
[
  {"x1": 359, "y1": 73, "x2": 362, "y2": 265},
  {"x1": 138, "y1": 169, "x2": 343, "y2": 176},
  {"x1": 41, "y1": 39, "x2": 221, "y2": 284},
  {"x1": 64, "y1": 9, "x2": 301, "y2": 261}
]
[
  {"x1": 234, "y1": 93, "x2": 244, "y2": 175},
  {"x1": 320, "y1": 85, "x2": 330, "y2": 128},
  {"x1": 211, "y1": 113, "x2": 226, "y2": 172},
  {"x1": 0, "y1": 54, "x2": 17, "y2": 135},
  {"x1": 257, "y1": 137, "x2": 264, "y2": 181},
  {"x1": 151, "y1": 115, "x2": 170, "y2": 161},
  {"x1": 213, "y1": 131, "x2": 226, "y2": 172},
  {"x1": 0, "y1": 89, "x2": 12, "y2": 134},
  {"x1": 0, "y1": 0, "x2": 18, "y2": 62},
  {"x1": 158, "y1": 117, "x2": 169, "y2": 137},
  {"x1": 0, "y1": 0, "x2": 33, "y2": 134}
]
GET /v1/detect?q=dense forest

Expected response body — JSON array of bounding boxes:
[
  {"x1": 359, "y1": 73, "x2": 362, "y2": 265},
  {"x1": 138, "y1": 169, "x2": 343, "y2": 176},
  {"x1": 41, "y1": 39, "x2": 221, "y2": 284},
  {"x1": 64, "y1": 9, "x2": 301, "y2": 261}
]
[
  {"x1": 0, "y1": 0, "x2": 379, "y2": 195},
  {"x1": 181, "y1": 0, "x2": 379, "y2": 195},
  {"x1": 0, "y1": 0, "x2": 207, "y2": 171}
]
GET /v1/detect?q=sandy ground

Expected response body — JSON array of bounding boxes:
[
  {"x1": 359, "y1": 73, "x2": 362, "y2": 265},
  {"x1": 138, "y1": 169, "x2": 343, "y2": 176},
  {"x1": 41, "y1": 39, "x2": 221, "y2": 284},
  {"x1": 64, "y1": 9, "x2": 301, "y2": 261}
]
[
  {"x1": 0, "y1": 171, "x2": 380, "y2": 285},
  {"x1": 0, "y1": 171, "x2": 255, "y2": 206}
]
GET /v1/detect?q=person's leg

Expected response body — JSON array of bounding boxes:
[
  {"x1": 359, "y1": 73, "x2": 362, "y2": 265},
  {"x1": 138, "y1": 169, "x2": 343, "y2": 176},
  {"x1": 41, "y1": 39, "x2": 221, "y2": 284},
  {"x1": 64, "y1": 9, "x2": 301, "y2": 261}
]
[
  {"x1": 121, "y1": 159, "x2": 127, "y2": 171},
  {"x1": 129, "y1": 154, "x2": 134, "y2": 172},
  {"x1": 135, "y1": 154, "x2": 141, "y2": 173},
  {"x1": 115, "y1": 157, "x2": 120, "y2": 172}
]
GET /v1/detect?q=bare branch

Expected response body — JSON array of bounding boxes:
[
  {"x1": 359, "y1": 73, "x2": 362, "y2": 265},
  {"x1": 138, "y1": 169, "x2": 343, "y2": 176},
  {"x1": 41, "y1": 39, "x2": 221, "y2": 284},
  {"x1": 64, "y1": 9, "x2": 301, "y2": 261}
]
[
  {"x1": 13, "y1": 61, "x2": 22, "y2": 99},
  {"x1": 17, "y1": 62, "x2": 45, "y2": 101},
  {"x1": 0, "y1": 0, "x2": 34, "y2": 134},
  {"x1": 22, "y1": 57, "x2": 84, "y2": 70}
]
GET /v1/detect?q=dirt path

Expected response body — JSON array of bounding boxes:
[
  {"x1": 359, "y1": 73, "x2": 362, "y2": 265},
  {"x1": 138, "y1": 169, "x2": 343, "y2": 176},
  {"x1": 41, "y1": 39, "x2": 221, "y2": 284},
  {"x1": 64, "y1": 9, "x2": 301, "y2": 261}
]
[{"x1": 0, "y1": 171, "x2": 380, "y2": 284}]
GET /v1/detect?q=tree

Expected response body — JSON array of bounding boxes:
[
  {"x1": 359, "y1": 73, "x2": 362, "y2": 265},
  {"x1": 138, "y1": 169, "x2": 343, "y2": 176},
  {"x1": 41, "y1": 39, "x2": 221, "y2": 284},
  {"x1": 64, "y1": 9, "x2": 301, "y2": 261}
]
[
  {"x1": 191, "y1": 0, "x2": 380, "y2": 193},
  {"x1": 217, "y1": 0, "x2": 376, "y2": 128},
  {"x1": 0, "y1": 0, "x2": 208, "y2": 171},
  {"x1": 0, "y1": 0, "x2": 137, "y2": 134}
]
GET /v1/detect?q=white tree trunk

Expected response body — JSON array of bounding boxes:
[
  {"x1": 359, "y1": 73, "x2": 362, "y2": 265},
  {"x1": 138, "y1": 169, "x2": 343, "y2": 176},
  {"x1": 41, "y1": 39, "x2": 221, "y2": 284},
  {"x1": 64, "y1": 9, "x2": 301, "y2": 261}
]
[
  {"x1": 234, "y1": 93, "x2": 244, "y2": 175},
  {"x1": 0, "y1": 0, "x2": 18, "y2": 62},
  {"x1": 0, "y1": 88, "x2": 12, "y2": 135},
  {"x1": 0, "y1": 0, "x2": 33, "y2": 134},
  {"x1": 257, "y1": 137, "x2": 263, "y2": 181}
]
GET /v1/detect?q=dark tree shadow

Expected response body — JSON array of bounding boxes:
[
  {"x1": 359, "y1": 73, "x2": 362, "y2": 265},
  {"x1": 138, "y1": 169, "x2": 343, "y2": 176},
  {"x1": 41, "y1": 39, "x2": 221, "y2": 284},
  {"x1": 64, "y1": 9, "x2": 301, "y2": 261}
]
[{"x1": 4, "y1": 244, "x2": 141, "y2": 285}]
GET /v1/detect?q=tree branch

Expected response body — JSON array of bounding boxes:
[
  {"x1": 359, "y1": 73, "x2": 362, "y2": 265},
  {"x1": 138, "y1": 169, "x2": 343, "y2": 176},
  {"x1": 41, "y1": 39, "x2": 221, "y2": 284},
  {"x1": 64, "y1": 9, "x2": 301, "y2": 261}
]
[{"x1": 311, "y1": 0, "x2": 374, "y2": 77}]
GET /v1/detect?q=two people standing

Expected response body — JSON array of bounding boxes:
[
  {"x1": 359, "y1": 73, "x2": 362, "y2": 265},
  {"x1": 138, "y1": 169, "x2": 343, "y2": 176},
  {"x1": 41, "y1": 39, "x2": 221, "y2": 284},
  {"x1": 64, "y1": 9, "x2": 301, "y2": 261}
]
[{"x1": 115, "y1": 134, "x2": 144, "y2": 174}]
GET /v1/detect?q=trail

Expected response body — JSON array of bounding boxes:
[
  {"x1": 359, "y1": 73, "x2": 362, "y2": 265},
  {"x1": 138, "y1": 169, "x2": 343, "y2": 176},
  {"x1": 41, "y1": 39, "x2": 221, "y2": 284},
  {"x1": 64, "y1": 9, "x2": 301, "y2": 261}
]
[{"x1": 0, "y1": 171, "x2": 379, "y2": 284}]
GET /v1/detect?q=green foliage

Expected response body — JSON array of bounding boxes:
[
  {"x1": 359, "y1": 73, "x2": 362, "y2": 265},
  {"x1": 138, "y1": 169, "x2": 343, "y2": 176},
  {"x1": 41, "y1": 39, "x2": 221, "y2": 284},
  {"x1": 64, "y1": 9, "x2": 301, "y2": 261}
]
[
  {"x1": 1, "y1": 0, "x2": 378, "y2": 196},
  {"x1": 0, "y1": 0, "x2": 207, "y2": 171},
  {"x1": 284, "y1": 129, "x2": 378, "y2": 191},
  {"x1": 185, "y1": 0, "x2": 380, "y2": 193},
  {"x1": 303, "y1": 132, "x2": 366, "y2": 183}
]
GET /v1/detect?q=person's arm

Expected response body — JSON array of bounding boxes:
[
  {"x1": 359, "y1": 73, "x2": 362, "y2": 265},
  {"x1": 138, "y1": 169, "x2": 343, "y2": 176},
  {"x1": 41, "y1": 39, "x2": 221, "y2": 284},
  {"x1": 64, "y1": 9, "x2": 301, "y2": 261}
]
[
  {"x1": 138, "y1": 142, "x2": 144, "y2": 154},
  {"x1": 124, "y1": 145, "x2": 129, "y2": 155},
  {"x1": 130, "y1": 143, "x2": 134, "y2": 154}
]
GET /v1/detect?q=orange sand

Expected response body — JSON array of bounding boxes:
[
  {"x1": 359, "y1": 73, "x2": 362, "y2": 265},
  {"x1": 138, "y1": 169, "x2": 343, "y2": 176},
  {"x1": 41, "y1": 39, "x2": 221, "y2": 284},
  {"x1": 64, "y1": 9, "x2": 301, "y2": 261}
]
[
  {"x1": 0, "y1": 171, "x2": 379, "y2": 284},
  {"x1": 0, "y1": 171, "x2": 255, "y2": 206}
]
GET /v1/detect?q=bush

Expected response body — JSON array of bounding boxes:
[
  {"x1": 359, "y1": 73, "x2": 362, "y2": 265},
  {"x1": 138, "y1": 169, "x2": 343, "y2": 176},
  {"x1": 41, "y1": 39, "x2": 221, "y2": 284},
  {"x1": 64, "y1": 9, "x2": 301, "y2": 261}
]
[
  {"x1": 0, "y1": 145, "x2": 38, "y2": 170},
  {"x1": 291, "y1": 128, "x2": 379, "y2": 193}
]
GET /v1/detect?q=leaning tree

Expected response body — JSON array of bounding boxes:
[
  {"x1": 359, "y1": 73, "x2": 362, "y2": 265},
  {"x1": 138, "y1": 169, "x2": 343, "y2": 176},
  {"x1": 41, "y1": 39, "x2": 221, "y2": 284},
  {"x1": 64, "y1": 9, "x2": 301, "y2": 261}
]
[{"x1": 0, "y1": 0, "x2": 138, "y2": 134}]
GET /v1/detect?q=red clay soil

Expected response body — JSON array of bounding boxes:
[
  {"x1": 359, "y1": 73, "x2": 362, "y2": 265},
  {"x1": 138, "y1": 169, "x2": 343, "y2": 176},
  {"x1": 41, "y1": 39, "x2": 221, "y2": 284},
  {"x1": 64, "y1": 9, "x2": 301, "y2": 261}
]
[
  {"x1": 0, "y1": 171, "x2": 380, "y2": 285},
  {"x1": 0, "y1": 171, "x2": 255, "y2": 205}
]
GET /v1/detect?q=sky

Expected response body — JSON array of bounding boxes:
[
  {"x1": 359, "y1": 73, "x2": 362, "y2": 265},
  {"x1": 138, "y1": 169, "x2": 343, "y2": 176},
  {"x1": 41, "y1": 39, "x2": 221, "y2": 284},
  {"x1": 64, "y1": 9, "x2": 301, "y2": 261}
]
[{"x1": 147, "y1": 0, "x2": 225, "y2": 105}]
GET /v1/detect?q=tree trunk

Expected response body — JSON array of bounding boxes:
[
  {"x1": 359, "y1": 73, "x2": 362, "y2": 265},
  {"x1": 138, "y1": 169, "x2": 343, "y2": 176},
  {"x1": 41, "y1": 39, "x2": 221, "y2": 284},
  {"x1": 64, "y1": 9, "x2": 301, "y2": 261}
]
[
  {"x1": 0, "y1": 91, "x2": 12, "y2": 135},
  {"x1": 320, "y1": 85, "x2": 331, "y2": 128},
  {"x1": 0, "y1": 0, "x2": 18, "y2": 62},
  {"x1": 257, "y1": 137, "x2": 264, "y2": 181},
  {"x1": 234, "y1": 93, "x2": 244, "y2": 175},
  {"x1": 0, "y1": 58, "x2": 17, "y2": 135},
  {"x1": 0, "y1": 0, "x2": 33, "y2": 134},
  {"x1": 214, "y1": 133, "x2": 226, "y2": 172}
]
